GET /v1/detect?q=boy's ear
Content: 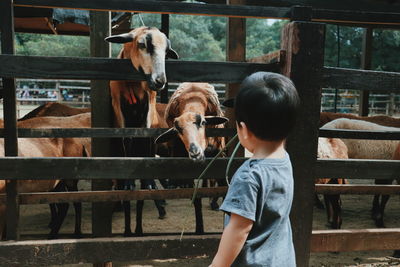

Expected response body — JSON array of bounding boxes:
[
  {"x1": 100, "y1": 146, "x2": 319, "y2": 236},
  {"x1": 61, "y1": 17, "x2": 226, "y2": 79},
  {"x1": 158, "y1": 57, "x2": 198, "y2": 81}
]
[{"x1": 238, "y1": 121, "x2": 251, "y2": 139}]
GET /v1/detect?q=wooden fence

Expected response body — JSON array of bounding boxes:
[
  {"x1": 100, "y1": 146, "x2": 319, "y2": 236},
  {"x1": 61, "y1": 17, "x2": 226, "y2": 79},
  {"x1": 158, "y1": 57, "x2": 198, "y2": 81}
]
[{"x1": 0, "y1": 1, "x2": 400, "y2": 267}]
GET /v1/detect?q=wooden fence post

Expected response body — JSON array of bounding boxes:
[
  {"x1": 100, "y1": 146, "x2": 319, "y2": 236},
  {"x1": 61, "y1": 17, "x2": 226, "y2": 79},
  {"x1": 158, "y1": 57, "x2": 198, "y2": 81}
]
[
  {"x1": 359, "y1": 27, "x2": 373, "y2": 116},
  {"x1": 1, "y1": 0, "x2": 20, "y2": 240},
  {"x1": 90, "y1": 12, "x2": 113, "y2": 267},
  {"x1": 281, "y1": 21, "x2": 326, "y2": 267}
]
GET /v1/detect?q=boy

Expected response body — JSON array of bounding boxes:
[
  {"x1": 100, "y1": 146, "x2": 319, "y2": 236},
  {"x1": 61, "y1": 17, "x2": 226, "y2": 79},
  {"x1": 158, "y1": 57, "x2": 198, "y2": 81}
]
[{"x1": 210, "y1": 72, "x2": 300, "y2": 267}]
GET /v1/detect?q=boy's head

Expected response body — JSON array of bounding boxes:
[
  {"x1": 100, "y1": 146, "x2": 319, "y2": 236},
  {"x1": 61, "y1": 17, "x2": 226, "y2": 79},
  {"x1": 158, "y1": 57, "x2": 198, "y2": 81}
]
[{"x1": 235, "y1": 72, "x2": 300, "y2": 141}]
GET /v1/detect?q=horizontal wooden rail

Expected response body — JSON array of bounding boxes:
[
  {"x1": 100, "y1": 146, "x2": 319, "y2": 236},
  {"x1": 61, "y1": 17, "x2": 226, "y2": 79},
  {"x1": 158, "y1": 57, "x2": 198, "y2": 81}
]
[
  {"x1": 13, "y1": 0, "x2": 400, "y2": 26},
  {"x1": 0, "y1": 157, "x2": 246, "y2": 180},
  {"x1": 0, "y1": 158, "x2": 397, "y2": 180},
  {"x1": 0, "y1": 234, "x2": 221, "y2": 265},
  {"x1": 311, "y1": 228, "x2": 400, "y2": 252},
  {"x1": 14, "y1": 0, "x2": 292, "y2": 19},
  {"x1": 319, "y1": 128, "x2": 400, "y2": 140},
  {"x1": 0, "y1": 55, "x2": 278, "y2": 82},
  {"x1": 315, "y1": 159, "x2": 400, "y2": 180},
  {"x1": 315, "y1": 184, "x2": 400, "y2": 195},
  {"x1": 0, "y1": 127, "x2": 236, "y2": 138},
  {"x1": 0, "y1": 187, "x2": 228, "y2": 205},
  {"x1": 1, "y1": 229, "x2": 400, "y2": 264},
  {"x1": 323, "y1": 67, "x2": 400, "y2": 92}
]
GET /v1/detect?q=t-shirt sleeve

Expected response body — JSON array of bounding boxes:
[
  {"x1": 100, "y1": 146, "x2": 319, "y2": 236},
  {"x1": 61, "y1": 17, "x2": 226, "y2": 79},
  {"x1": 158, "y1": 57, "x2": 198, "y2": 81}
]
[{"x1": 220, "y1": 168, "x2": 260, "y2": 222}]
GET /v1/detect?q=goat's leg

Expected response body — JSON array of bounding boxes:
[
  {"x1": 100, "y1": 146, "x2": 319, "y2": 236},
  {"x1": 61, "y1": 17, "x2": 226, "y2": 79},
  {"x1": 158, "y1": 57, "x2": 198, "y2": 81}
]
[
  {"x1": 135, "y1": 200, "x2": 144, "y2": 236},
  {"x1": 48, "y1": 202, "x2": 69, "y2": 239},
  {"x1": 194, "y1": 197, "x2": 204, "y2": 234},
  {"x1": 48, "y1": 203, "x2": 58, "y2": 229},
  {"x1": 371, "y1": 194, "x2": 380, "y2": 221},
  {"x1": 146, "y1": 179, "x2": 166, "y2": 219},
  {"x1": 323, "y1": 195, "x2": 333, "y2": 228},
  {"x1": 375, "y1": 194, "x2": 390, "y2": 228},
  {"x1": 330, "y1": 194, "x2": 342, "y2": 229},
  {"x1": 66, "y1": 180, "x2": 83, "y2": 238},
  {"x1": 314, "y1": 194, "x2": 325, "y2": 210}
]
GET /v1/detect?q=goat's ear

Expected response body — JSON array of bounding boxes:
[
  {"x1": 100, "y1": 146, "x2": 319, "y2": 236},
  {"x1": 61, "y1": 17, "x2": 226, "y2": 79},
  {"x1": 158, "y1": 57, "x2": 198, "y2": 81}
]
[
  {"x1": 166, "y1": 39, "x2": 179, "y2": 59},
  {"x1": 205, "y1": 116, "x2": 229, "y2": 126},
  {"x1": 105, "y1": 33, "x2": 135, "y2": 43},
  {"x1": 155, "y1": 128, "x2": 178, "y2": 144},
  {"x1": 222, "y1": 98, "x2": 235, "y2": 108}
]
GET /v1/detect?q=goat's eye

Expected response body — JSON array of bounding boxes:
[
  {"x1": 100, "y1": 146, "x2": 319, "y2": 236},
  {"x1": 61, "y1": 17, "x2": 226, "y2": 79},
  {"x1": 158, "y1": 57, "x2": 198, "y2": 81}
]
[
  {"x1": 138, "y1": 42, "x2": 146, "y2": 49},
  {"x1": 201, "y1": 120, "x2": 206, "y2": 126}
]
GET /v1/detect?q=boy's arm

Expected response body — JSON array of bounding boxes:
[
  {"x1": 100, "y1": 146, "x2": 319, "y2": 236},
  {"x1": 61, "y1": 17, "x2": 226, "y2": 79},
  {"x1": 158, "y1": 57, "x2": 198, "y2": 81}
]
[{"x1": 210, "y1": 213, "x2": 254, "y2": 267}]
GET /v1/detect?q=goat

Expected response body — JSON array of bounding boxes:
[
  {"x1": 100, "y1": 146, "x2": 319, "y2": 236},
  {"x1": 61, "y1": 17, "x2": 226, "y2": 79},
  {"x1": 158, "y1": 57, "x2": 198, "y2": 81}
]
[
  {"x1": 0, "y1": 113, "x2": 91, "y2": 239},
  {"x1": 155, "y1": 82, "x2": 228, "y2": 233},
  {"x1": 322, "y1": 118, "x2": 400, "y2": 227},
  {"x1": 317, "y1": 137, "x2": 348, "y2": 229},
  {"x1": 19, "y1": 102, "x2": 90, "y2": 121},
  {"x1": 320, "y1": 112, "x2": 400, "y2": 128},
  {"x1": 105, "y1": 26, "x2": 178, "y2": 236},
  {"x1": 19, "y1": 103, "x2": 91, "y2": 237}
]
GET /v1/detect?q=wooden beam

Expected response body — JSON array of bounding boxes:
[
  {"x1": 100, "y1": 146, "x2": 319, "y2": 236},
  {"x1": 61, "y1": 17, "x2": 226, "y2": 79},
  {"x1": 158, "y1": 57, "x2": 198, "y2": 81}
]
[
  {"x1": 319, "y1": 128, "x2": 400, "y2": 140},
  {"x1": 359, "y1": 27, "x2": 373, "y2": 116},
  {"x1": 0, "y1": 127, "x2": 236, "y2": 138},
  {"x1": 323, "y1": 67, "x2": 400, "y2": 92},
  {"x1": 315, "y1": 184, "x2": 400, "y2": 195},
  {"x1": 316, "y1": 159, "x2": 400, "y2": 180},
  {"x1": 0, "y1": 187, "x2": 228, "y2": 205},
  {"x1": 311, "y1": 229, "x2": 400, "y2": 252},
  {"x1": 225, "y1": 0, "x2": 246, "y2": 157},
  {"x1": 0, "y1": 157, "x2": 396, "y2": 180},
  {"x1": 13, "y1": 0, "x2": 292, "y2": 19},
  {"x1": 0, "y1": 157, "x2": 246, "y2": 180},
  {"x1": 89, "y1": 10, "x2": 113, "y2": 240},
  {"x1": 0, "y1": 55, "x2": 279, "y2": 82},
  {"x1": 0, "y1": 234, "x2": 221, "y2": 266},
  {"x1": 282, "y1": 21, "x2": 325, "y2": 267},
  {"x1": 0, "y1": 0, "x2": 20, "y2": 241},
  {"x1": 160, "y1": 14, "x2": 170, "y2": 104}
]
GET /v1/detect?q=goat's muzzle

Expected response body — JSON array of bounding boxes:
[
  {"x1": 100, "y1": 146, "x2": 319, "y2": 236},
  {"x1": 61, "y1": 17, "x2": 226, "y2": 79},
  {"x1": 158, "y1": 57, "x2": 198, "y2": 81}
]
[{"x1": 189, "y1": 143, "x2": 205, "y2": 161}]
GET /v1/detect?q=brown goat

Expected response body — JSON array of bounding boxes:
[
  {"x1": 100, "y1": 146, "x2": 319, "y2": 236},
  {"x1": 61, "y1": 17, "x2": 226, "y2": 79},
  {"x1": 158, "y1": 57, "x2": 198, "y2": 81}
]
[
  {"x1": 155, "y1": 82, "x2": 228, "y2": 233},
  {"x1": 19, "y1": 102, "x2": 90, "y2": 121},
  {"x1": 317, "y1": 137, "x2": 349, "y2": 229},
  {"x1": 0, "y1": 113, "x2": 91, "y2": 239},
  {"x1": 320, "y1": 113, "x2": 400, "y2": 228},
  {"x1": 105, "y1": 26, "x2": 178, "y2": 236}
]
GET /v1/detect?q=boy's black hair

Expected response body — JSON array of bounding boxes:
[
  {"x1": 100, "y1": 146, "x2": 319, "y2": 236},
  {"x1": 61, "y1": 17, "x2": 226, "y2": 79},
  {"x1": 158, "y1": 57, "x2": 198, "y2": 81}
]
[{"x1": 235, "y1": 72, "x2": 300, "y2": 141}]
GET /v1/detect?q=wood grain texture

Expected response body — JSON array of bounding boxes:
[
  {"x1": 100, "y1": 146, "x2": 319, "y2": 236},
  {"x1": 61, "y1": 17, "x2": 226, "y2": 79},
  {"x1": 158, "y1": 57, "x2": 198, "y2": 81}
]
[
  {"x1": 282, "y1": 21, "x2": 325, "y2": 267},
  {"x1": 0, "y1": 187, "x2": 228, "y2": 205},
  {"x1": 14, "y1": 0, "x2": 292, "y2": 19},
  {"x1": 0, "y1": 127, "x2": 236, "y2": 138},
  {"x1": 323, "y1": 67, "x2": 400, "y2": 92},
  {"x1": 0, "y1": 55, "x2": 279, "y2": 82},
  {"x1": 311, "y1": 229, "x2": 400, "y2": 252},
  {"x1": 0, "y1": 235, "x2": 221, "y2": 265},
  {"x1": 315, "y1": 184, "x2": 400, "y2": 195}
]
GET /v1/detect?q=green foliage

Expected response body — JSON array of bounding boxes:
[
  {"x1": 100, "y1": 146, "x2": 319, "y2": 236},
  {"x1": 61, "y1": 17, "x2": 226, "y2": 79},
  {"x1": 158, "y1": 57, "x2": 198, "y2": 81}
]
[{"x1": 16, "y1": 33, "x2": 89, "y2": 57}]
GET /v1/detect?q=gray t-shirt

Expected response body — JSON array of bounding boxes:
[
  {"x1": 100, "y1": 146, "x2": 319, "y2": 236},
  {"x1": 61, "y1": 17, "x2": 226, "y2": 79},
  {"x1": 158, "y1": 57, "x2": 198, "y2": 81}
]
[{"x1": 220, "y1": 153, "x2": 296, "y2": 267}]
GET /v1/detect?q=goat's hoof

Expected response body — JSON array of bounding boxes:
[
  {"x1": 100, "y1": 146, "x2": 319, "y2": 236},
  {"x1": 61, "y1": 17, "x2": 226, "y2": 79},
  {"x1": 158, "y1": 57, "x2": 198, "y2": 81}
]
[
  {"x1": 134, "y1": 231, "x2": 144, "y2": 237},
  {"x1": 210, "y1": 202, "x2": 219, "y2": 211},
  {"x1": 158, "y1": 213, "x2": 166, "y2": 220}
]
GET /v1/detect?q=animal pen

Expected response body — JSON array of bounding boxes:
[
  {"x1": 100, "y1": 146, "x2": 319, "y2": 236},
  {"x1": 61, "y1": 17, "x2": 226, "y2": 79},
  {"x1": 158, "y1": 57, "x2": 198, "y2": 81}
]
[{"x1": 0, "y1": 0, "x2": 400, "y2": 266}]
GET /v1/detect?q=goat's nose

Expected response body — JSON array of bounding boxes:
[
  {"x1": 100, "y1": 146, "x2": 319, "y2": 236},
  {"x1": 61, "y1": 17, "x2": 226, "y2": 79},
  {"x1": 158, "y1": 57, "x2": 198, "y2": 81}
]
[
  {"x1": 189, "y1": 143, "x2": 204, "y2": 161},
  {"x1": 155, "y1": 77, "x2": 166, "y2": 88}
]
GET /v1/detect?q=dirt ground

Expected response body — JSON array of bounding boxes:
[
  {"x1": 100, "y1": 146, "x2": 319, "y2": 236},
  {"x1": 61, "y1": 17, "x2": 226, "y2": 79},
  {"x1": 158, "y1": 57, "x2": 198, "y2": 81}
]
[{"x1": 17, "y1": 179, "x2": 400, "y2": 267}]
